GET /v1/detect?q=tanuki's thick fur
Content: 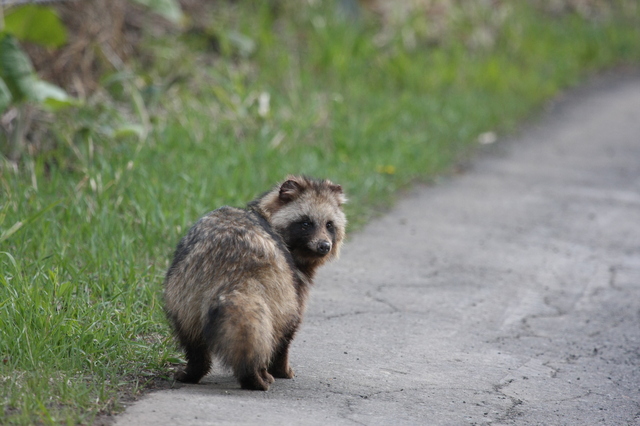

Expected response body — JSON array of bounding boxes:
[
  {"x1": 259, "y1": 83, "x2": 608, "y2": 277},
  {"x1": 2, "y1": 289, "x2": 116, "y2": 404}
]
[{"x1": 164, "y1": 176, "x2": 347, "y2": 390}]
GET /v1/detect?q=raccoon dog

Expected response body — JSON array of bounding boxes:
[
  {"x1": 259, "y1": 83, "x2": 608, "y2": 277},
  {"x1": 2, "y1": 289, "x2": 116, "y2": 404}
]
[{"x1": 164, "y1": 176, "x2": 347, "y2": 390}]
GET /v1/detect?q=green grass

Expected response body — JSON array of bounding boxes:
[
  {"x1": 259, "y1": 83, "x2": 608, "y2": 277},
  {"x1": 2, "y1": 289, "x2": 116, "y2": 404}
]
[{"x1": 1, "y1": 1, "x2": 640, "y2": 423}]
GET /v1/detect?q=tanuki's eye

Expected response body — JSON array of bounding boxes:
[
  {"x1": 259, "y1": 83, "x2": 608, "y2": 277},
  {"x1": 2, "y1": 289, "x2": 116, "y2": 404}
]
[
  {"x1": 301, "y1": 221, "x2": 311, "y2": 229},
  {"x1": 326, "y1": 222, "x2": 333, "y2": 230}
]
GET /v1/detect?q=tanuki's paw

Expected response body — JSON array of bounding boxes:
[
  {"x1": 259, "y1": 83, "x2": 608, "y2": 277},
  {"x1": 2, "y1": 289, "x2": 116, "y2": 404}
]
[
  {"x1": 239, "y1": 372, "x2": 271, "y2": 391},
  {"x1": 269, "y1": 365, "x2": 295, "y2": 379},
  {"x1": 261, "y1": 368, "x2": 275, "y2": 385},
  {"x1": 174, "y1": 369, "x2": 202, "y2": 384}
]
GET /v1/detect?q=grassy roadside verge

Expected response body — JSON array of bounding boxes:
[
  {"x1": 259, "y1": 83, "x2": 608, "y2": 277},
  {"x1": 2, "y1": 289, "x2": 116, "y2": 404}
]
[{"x1": 1, "y1": 1, "x2": 640, "y2": 423}]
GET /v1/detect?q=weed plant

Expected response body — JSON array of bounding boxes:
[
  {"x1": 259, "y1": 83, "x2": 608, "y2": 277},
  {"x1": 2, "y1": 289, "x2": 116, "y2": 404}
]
[{"x1": 1, "y1": 1, "x2": 639, "y2": 423}]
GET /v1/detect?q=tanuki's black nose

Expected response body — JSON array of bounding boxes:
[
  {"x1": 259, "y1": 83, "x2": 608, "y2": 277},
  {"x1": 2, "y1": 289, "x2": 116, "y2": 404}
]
[{"x1": 317, "y1": 241, "x2": 331, "y2": 254}]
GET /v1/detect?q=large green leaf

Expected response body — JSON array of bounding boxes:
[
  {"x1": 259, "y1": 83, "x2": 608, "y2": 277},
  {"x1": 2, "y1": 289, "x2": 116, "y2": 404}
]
[
  {"x1": 130, "y1": 0, "x2": 183, "y2": 25},
  {"x1": 0, "y1": 34, "x2": 34, "y2": 102},
  {"x1": 0, "y1": 77, "x2": 12, "y2": 113},
  {"x1": 0, "y1": 34, "x2": 75, "y2": 110},
  {"x1": 25, "y1": 79, "x2": 77, "y2": 111},
  {"x1": 4, "y1": 5, "x2": 68, "y2": 48}
]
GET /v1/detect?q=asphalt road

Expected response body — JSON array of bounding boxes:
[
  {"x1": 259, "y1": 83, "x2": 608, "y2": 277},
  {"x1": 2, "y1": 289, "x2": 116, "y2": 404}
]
[{"x1": 116, "y1": 71, "x2": 640, "y2": 425}]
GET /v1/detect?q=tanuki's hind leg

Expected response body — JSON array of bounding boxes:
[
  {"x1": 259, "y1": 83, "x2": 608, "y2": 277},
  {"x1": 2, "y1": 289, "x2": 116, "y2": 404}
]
[
  {"x1": 174, "y1": 342, "x2": 212, "y2": 384},
  {"x1": 268, "y1": 333, "x2": 295, "y2": 379},
  {"x1": 218, "y1": 293, "x2": 276, "y2": 390},
  {"x1": 237, "y1": 367, "x2": 274, "y2": 391}
]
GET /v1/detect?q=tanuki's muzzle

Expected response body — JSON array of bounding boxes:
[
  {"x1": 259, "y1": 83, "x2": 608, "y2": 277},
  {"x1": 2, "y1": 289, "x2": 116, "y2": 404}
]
[{"x1": 314, "y1": 240, "x2": 332, "y2": 255}]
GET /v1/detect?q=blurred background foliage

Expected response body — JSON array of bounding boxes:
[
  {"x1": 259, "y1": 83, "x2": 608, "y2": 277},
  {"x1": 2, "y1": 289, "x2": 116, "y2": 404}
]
[{"x1": 1, "y1": 0, "x2": 638, "y2": 166}]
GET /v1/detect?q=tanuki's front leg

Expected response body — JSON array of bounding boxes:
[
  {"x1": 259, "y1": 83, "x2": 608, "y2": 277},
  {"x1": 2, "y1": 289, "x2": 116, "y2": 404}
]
[{"x1": 268, "y1": 339, "x2": 295, "y2": 379}]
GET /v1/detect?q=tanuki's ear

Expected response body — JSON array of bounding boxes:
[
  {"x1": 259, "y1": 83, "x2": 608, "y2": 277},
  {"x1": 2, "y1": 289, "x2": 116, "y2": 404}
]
[
  {"x1": 329, "y1": 183, "x2": 343, "y2": 194},
  {"x1": 279, "y1": 179, "x2": 304, "y2": 203},
  {"x1": 328, "y1": 183, "x2": 347, "y2": 205}
]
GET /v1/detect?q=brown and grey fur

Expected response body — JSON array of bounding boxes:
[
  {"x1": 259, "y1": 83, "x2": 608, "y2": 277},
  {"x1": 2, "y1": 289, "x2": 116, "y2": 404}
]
[{"x1": 163, "y1": 176, "x2": 347, "y2": 390}]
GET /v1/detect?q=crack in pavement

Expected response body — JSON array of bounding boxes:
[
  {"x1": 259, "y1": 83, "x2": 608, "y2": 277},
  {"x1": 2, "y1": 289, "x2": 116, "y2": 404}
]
[
  {"x1": 366, "y1": 287, "x2": 401, "y2": 313},
  {"x1": 492, "y1": 381, "x2": 524, "y2": 424}
]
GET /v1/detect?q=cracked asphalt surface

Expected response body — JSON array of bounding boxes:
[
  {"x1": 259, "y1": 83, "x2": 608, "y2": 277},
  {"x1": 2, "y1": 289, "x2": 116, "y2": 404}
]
[{"x1": 115, "y1": 71, "x2": 640, "y2": 425}]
